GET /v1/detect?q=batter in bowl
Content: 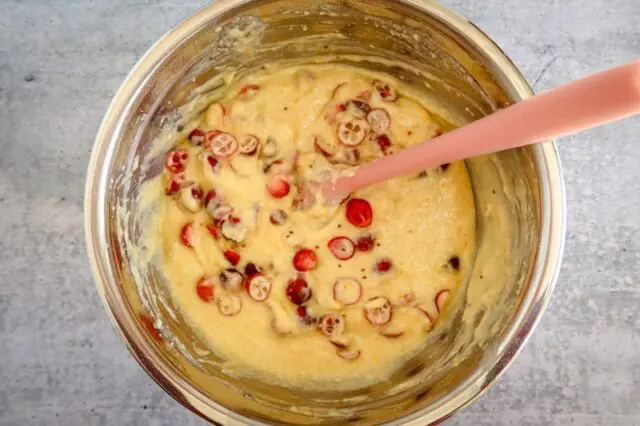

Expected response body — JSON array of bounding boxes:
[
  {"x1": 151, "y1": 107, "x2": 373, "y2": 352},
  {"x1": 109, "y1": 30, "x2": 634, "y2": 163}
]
[{"x1": 142, "y1": 64, "x2": 476, "y2": 390}]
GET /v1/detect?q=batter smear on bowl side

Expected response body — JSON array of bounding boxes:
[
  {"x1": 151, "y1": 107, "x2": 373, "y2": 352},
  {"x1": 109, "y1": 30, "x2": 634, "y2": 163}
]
[{"x1": 141, "y1": 64, "x2": 476, "y2": 390}]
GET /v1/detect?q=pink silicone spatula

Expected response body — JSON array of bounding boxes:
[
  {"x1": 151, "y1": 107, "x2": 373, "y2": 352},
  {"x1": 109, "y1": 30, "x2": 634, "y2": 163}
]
[{"x1": 324, "y1": 60, "x2": 640, "y2": 202}]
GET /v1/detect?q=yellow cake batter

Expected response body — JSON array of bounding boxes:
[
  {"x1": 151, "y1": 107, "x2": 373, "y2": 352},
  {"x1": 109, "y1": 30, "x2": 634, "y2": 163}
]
[{"x1": 142, "y1": 64, "x2": 476, "y2": 390}]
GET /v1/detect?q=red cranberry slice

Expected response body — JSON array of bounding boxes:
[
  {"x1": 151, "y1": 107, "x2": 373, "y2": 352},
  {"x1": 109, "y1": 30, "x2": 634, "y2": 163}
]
[
  {"x1": 327, "y1": 236, "x2": 355, "y2": 260},
  {"x1": 211, "y1": 204, "x2": 233, "y2": 221},
  {"x1": 318, "y1": 313, "x2": 345, "y2": 337},
  {"x1": 373, "y1": 80, "x2": 398, "y2": 102},
  {"x1": 374, "y1": 134, "x2": 392, "y2": 153},
  {"x1": 244, "y1": 262, "x2": 260, "y2": 277},
  {"x1": 338, "y1": 118, "x2": 370, "y2": 146},
  {"x1": 217, "y1": 294, "x2": 242, "y2": 316},
  {"x1": 363, "y1": 297, "x2": 392, "y2": 326},
  {"x1": 196, "y1": 276, "x2": 215, "y2": 302},
  {"x1": 239, "y1": 134, "x2": 260, "y2": 155},
  {"x1": 223, "y1": 249, "x2": 241, "y2": 266},
  {"x1": 346, "y1": 100, "x2": 371, "y2": 118},
  {"x1": 165, "y1": 172, "x2": 186, "y2": 195},
  {"x1": 164, "y1": 149, "x2": 188, "y2": 174},
  {"x1": 205, "y1": 224, "x2": 219, "y2": 240},
  {"x1": 355, "y1": 235, "x2": 375, "y2": 252},
  {"x1": 239, "y1": 83, "x2": 260, "y2": 97},
  {"x1": 286, "y1": 277, "x2": 312, "y2": 305},
  {"x1": 180, "y1": 222, "x2": 194, "y2": 248},
  {"x1": 415, "y1": 305, "x2": 434, "y2": 331},
  {"x1": 139, "y1": 314, "x2": 162, "y2": 342},
  {"x1": 269, "y1": 209, "x2": 288, "y2": 225},
  {"x1": 221, "y1": 218, "x2": 246, "y2": 242},
  {"x1": 179, "y1": 183, "x2": 203, "y2": 212},
  {"x1": 375, "y1": 258, "x2": 392, "y2": 273},
  {"x1": 313, "y1": 135, "x2": 336, "y2": 158},
  {"x1": 333, "y1": 278, "x2": 362, "y2": 305},
  {"x1": 345, "y1": 198, "x2": 373, "y2": 228},
  {"x1": 208, "y1": 132, "x2": 238, "y2": 157},
  {"x1": 188, "y1": 128, "x2": 206, "y2": 145},
  {"x1": 337, "y1": 347, "x2": 360, "y2": 360},
  {"x1": 200, "y1": 150, "x2": 220, "y2": 172},
  {"x1": 246, "y1": 274, "x2": 272, "y2": 302},
  {"x1": 380, "y1": 323, "x2": 405, "y2": 338},
  {"x1": 293, "y1": 248, "x2": 317, "y2": 271},
  {"x1": 266, "y1": 175, "x2": 290, "y2": 199},
  {"x1": 435, "y1": 289, "x2": 451, "y2": 313},
  {"x1": 366, "y1": 109, "x2": 391, "y2": 133},
  {"x1": 203, "y1": 190, "x2": 217, "y2": 208}
]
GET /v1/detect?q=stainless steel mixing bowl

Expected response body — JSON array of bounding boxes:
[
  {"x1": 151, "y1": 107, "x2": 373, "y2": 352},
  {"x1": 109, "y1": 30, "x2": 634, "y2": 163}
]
[{"x1": 85, "y1": 0, "x2": 566, "y2": 424}]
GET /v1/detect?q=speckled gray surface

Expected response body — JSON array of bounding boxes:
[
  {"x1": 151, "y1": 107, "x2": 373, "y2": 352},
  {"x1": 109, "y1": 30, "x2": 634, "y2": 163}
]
[{"x1": 1, "y1": 0, "x2": 639, "y2": 425}]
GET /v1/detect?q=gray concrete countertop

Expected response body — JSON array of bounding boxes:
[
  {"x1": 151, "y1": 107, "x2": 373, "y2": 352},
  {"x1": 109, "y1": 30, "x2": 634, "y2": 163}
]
[{"x1": 1, "y1": 0, "x2": 638, "y2": 425}]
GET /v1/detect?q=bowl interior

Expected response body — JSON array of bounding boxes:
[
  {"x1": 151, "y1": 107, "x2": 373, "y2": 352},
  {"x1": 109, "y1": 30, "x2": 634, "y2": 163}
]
[{"x1": 91, "y1": 0, "x2": 549, "y2": 424}]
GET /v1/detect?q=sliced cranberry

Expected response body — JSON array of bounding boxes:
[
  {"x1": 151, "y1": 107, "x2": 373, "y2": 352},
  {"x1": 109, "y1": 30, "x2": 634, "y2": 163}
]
[
  {"x1": 329, "y1": 335, "x2": 350, "y2": 349},
  {"x1": 139, "y1": 314, "x2": 162, "y2": 342},
  {"x1": 239, "y1": 134, "x2": 260, "y2": 155},
  {"x1": 346, "y1": 100, "x2": 371, "y2": 117},
  {"x1": 203, "y1": 190, "x2": 217, "y2": 208},
  {"x1": 210, "y1": 205, "x2": 233, "y2": 222},
  {"x1": 220, "y1": 268, "x2": 244, "y2": 292},
  {"x1": 239, "y1": 83, "x2": 260, "y2": 97},
  {"x1": 296, "y1": 305, "x2": 308, "y2": 319},
  {"x1": 286, "y1": 277, "x2": 312, "y2": 305},
  {"x1": 244, "y1": 262, "x2": 260, "y2": 277},
  {"x1": 435, "y1": 289, "x2": 451, "y2": 313},
  {"x1": 336, "y1": 347, "x2": 360, "y2": 360},
  {"x1": 217, "y1": 294, "x2": 242, "y2": 316},
  {"x1": 333, "y1": 277, "x2": 362, "y2": 305},
  {"x1": 380, "y1": 324, "x2": 405, "y2": 338},
  {"x1": 374, "y1": 134, "x2": 392, "y2": 153},
  {"x1": 246, "y1": 274, "x2": 272, "y2": 302},
  {"x1": 179, "y1": 183, "x2": 203, "y2": 212},
  {"x1": 180, "y1": 222, "x2": 193, "y2": 248},
  {"x1": 221, "y1": 219, "x2": 246, "y2": 242},
  {"x1": 356, "y1": 235, "x2": 375, "y2": 252},
  {"x1": 205, "y1": 224, "x2": 219, "y2": 240},
  {"x1": 327, "y1": 236, "x2": 355, "y2": 260},
  {"x1": 224, "y1": 249, "x2": 241, "y2": 266},
  {"x1": 373, "y1": 80, "x2": 398, "y2": 102},
  {"x1": 338, "y1": 118, "x2": 370, "y2": 146},
  {"x1": 196, "y1": 276, "x2": 215, "y2": 302},
  {"x1": 415, "y1": 305, "x2": 435, "y2": 330},
  {"x1": 313, "y1": 135, "x2": 336, "y2": 157},
  {"x1": 269, "y1": 209, "x2": 288, "y2": 225},
  {"x1": 318, "y1": 313, "x2": 345, "y2": 337},
  {"x1": 366, "y1": 109, "x2": 391, "y2": 133},
  {"x1": 345, "y1": 198, "x2": 373, "y2": 228},
  {"x1": 375, "y1": 258, "x2": 392, "y2": 273},
  {"x1": 164, "y1": 149, "x2": 188, "y2": 173},
  {"x1": 208, "y1": 132, "x2": 238, "y2": 157},
  {"x1": 165, "y1": 172, "x2": 186, "y2": 195},
  {"x1": 364, "y1": 297, "x2": 392, "y2": 326},
  {"x1": 266, "y1": 175, "x2": 290, "y2": 199},
  {"x1": 293, "y1": 248, "x2": 317, "y2": 272},
  {"x1": 188, "y1": 128, "x2": 206, "y2": 145}
]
